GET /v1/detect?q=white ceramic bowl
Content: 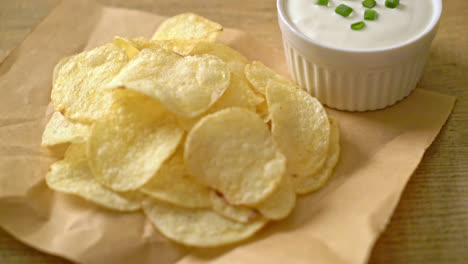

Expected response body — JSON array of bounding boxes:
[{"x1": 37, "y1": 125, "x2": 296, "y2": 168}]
[{"x1": 277, "y1": 0, "x2": 443, "y2": 111}]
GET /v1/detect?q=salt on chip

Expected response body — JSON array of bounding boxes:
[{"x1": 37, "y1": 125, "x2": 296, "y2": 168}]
[
  {"x1": 142, "y1": 198, "x2": 267, "y2": 247},
  {"x1": 152, "y1": 13, "x2": 222, "y2": 42},
  {"x1": 51, "y1": 43, "x2": 128, "y2": 123},
  {"x1": 267, "y1": 81, "x2": 330, "y2": 177},
  {"x1": 113, "y1": 36, "x2": 140, "y2": 59},
  {"x1": 185, "y1": 107, "x2": 286, "y2": 205},
  {"x1": 106, "y1": 47, "x2": 230, "y2": 118},
  {"x1": 45, "y1": 144, "x2": 142, "y2": 211},
  {"x1": 245, "y1": 61, "x2": 294, "y2": 95},
  {"x1": 41, "y1": 112, "x2": 89, "y2": 146},
  {"x1": 294, "y1": 117, "x2": 341, "y2": 194},
  {"x1": 209, "y1": 191, "x2": 257, "y2": 223},
  {"x1": 141, "y1": 148, "x2": 211, "y2": 208},
  {"x1": 255, "y1": 174, "x2": 296, "y2": 220},
  {"x1": 88, "y1": 90, "x2": 184, "y2": 191}
]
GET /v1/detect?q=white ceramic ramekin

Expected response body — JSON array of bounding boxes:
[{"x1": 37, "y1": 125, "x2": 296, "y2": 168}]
[{"x1": 277, "y1": 0, "x2": 443, "y2": 111}]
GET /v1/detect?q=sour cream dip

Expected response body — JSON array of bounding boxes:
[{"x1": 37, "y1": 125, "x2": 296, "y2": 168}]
[{"x1": 285, "y1": 0, "x2": 434, "y2": 50}]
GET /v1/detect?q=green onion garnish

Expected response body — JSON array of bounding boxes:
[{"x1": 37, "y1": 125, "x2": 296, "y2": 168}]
[
  {"x1": 385, "y1": 0, "x2": 400, "y2": 8},
  {"x1": 362, "y1": 0, "x2": 377, "y2": 8},
  {"x1": 316, "y1": 0, "x2": 328, "y2": 6},
  {"x1": 364, "y1": 9, "x2": 378, "y2": 20},
  {"x1": 335, "y1": 4, "x2": 353, "y2": 17},
  {"x1": 351, "y1": 21, "x2": 366, "y2": 30}
]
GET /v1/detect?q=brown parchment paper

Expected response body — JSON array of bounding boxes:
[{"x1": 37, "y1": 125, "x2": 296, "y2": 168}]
[{"x1": 0, "y1": 1, "x2": 456, "y2": 264}]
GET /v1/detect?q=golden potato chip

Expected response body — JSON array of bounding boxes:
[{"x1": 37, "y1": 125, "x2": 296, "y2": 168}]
[
  {"x1": 52, "y1": 56, "x2": 71, "y2": 87},
  {"x1": 140, "y1": 148, "x2": 211, "y2": 208},
  {"x1": 256, "y1": 100, "x2": 271, "y2": 123},
  {"x1": 190, "y1": 42, "x2": 248, "y2": 77},
  {"x1": 129, "y1": 37, "x2": 199, "y2": 56},
  {"x1": 106, "y1": 47, "x2": 230, "y2": 118},
  {"x1": 46, "y1": 144, "x2": 142, "y2": 211},
  {"x1": 113, "y1": 36, "x2": 140, "y2": 59},
  {"x1": 185, "y1": 107, "x2": 286, "y2": 205},
  {"x1": 176, "y1": 74, "x2": 255, "y2": 131},
  {"x1": 294, "y1": 117, "x2": 341, "y2": 194},
  {"x1": 142, "y1": 198, "x2": 267, "y2": 247},
  {"x1": 41, "y1": 112, "x2": 89, "y2": 146},
  {"x1": 267, "y1": 81, "x2": 330, "y2": 177},
  {"x1": 88, "y1": 90, "x2": 184, "y2": 191},
  {"x1": 255, "y1": 175, "x2": 296, "y2": 220},
  {"x1": 245, "y1": 61, "x2": 294, "y2": 95},
  {"x1": 209, "y1": 191, "x2": 257, "y2": 223},
  {"x1": 51, "y1": 43, "x2": 128, "y2": 122},
  {"x1": 152, "y1": 13, "x2": 222, "y2": 42}
]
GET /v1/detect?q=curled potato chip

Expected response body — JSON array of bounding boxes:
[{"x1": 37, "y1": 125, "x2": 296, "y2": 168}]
[
  {"x1": 141, "y1": 148, "x2": 211, "y2": 208},
  {"x1": 46, "y1": 144, "x2": 142, "y2": 211},
  {"x1": 51, "y1": 43, "x2": 128, "y2": 122},
  {"x1": 255, "y1": 175, "x2": 296, "y2": 220},
  {"x1": 152, "y1": 13, "x2": 222, "y2": 42},
  {"x1": 190, "y1": 42, "x2": 248, "y2": 77},
  {"x1": 245, "y1": 61, "x2": 294, "y2": 95},
  {"x1": 255, "y1": 100, "x2": 271, "y2": 123},
  {"x1": 143, "y1": 198, "x2": 267, "y2": 247},
  {"x1": 185, "y1": 107, "x2": 286, "y2": 205},
  {"x1": 294, "y1": 117, "x2": 341, "y2": 194},
  {"x1": 177, "y1": 74, "x2": 255, "y2": 131},
  {"x1": 52, "y1": 56, "x2": 71, "y2": 87},
  {"x1": 129, "y1": 37, "x2": 199, "y2": 56},
  {"x1": 209, "y1": 191, "x2": 257, "y2": 223},
  {"x1": 41, "y1": 112, "x2": 89, "y2": 146},
  {"x1": 88, "y1": 90, "x2": 184, "y2": 191},
  {"x1": 267, "y1": 81, "x2": 330, "y2": 177},
  {"x1": 106, "y1": 47, "x2": 230, "y2": 118},
  {"x1": 113, "y1": 36, "x2": 140, "y2": 59}
]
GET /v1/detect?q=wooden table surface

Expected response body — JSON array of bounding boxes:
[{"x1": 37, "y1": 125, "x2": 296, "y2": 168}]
[{"x1": 1, "y1": 0, "x2": 467, "y2": 263}]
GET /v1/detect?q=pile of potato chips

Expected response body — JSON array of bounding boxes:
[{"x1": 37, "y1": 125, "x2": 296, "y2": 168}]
[{"x1": 43, "y1": 13, "x2": 340, "y2": 247}]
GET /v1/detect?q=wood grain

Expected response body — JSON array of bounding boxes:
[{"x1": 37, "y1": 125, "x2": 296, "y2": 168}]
[{"x1": 0, "y1": 0, "x2": 467, "y2": 263}]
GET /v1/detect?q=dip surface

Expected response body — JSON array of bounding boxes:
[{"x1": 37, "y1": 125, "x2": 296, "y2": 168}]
[{"x1": 286, "y1": 0, "x2": 434, "y2": 50}]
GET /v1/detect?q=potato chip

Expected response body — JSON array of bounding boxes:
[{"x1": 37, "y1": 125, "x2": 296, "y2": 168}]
[
  {"x1": 52, "y1": 56, "x2": 71, "y2": 87},
  {"x1": 176, "y1": 74, "x2": 255, "y2": 131},
  {"x1": 190, "y1": 42, "x2": 248, "y2": 77},
  {"x1": 209, "y1": 191, "x2": 257, "y2": 223},
  {"x1": 267, "y1": 81, "x2": 330, "y2": 177},
  {"x1": 184, "y1": 107, "x2": 286, "y2": 205},
  {"x1": 106, "y1": 47, "x2": 230, "y2": 118},
  {"x1": 152, "y1": 13, "x2": 222, "y2": 42},
  {"x1": 255, "y1": 100, "x2": 271, "y2": 123},
  {"x1": 294, "y1": 117, "x2": 341, "y2": 194},
  {"x1": 129, "y1": 37, "x2": 199, "y2": 56},
  {"x1": 88, "y1": 90, "x2": 184, "y2": 191},
  {"x1": 255, "y1": 174, "x2": 296, "y2": 220},
  {"x1": 113, "y1": 36, "x2": 140, "y2": 59},
  {"x1": 46, "y1": 144, "x2": 142, "y2": 211},
  {"x1": 51, "y1": 43, "x2": 128, "y2": 122},
  {"x1": 245, "y1": 61, "x2": 294, "y2": 95},
  {"x1": 142, "y1": 198, "x2": 267, "y2": 247},
  {"x1": 140, "y1": 148, "x2": 211, "y2": 208},
  {"x1": 41, "y1": 112, "x2": 89, "y2": 146}
]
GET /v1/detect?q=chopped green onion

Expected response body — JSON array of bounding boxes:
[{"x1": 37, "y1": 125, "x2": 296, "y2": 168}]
[
  {"x1": 316, "y1": 0, "x2": 328, "y2": 6},
  {"x1": 351, "y1": 21, "x2": 366, "y2": 30},
  {"x1": 385, "y1": 0, "x2": 400, "y2": 8},
  {"x1": 335, "y1": 4, "x2": 353, "y2": 17},
  {"x1": 364, "y1": 9, "x2": 378, "y2": 20},
  {"x1": 362, "y1": 0, "x2": 377, "y2": 8}
]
